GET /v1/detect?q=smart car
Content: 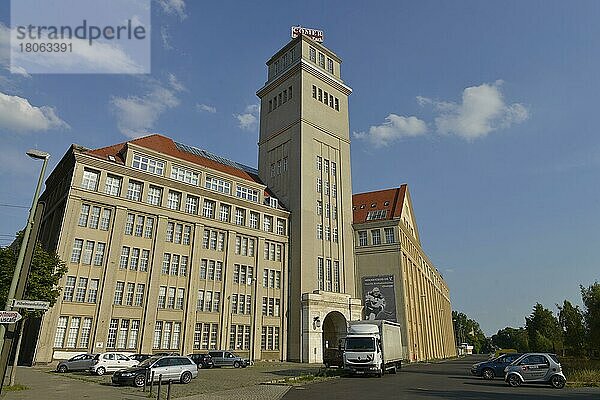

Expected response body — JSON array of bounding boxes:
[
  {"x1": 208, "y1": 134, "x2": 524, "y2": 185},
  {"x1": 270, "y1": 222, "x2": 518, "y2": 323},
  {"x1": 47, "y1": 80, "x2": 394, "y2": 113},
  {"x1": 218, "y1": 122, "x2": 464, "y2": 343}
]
[{"x1": 504, "y1": 353, "x2": 566, "y2": 388}]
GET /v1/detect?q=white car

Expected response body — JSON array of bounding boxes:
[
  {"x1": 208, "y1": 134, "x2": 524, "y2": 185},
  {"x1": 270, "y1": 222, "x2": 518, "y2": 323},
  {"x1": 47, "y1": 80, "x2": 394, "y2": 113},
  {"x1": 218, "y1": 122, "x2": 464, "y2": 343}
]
[{"x1": 89, "y1": 352, "x2": 138, "y2": 375}]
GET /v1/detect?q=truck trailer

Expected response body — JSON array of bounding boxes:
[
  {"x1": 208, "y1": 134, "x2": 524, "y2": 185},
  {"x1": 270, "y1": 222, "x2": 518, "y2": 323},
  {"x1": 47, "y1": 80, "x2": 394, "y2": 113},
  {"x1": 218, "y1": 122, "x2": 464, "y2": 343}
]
[{"x1": 343, "y1": 320, "x2": 403, "y2": 377}]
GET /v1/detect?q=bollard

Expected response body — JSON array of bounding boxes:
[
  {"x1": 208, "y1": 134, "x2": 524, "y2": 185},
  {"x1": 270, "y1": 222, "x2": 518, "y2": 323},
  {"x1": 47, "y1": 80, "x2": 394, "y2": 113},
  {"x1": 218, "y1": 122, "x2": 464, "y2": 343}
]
[
  {"x1": 157, "y1": 374, "x2": 162, "y2": 400},
  {"x1": 166, "y1": 379, "x2": 172, "y2": 400},
  {"x1": 142, "y1": 369, "x2": 147, "y2": 392},
  {"x1": 150, "y1": 371, "x2": 155, "y2": 395}
]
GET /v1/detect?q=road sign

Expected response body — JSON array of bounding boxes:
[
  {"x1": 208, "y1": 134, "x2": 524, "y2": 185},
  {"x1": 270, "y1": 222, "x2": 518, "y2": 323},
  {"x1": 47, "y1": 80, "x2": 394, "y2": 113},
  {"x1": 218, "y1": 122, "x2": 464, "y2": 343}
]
[
  {"x1": 11, "y1": 299, "x2": 50, "y2": 310},
  {"x1": 0, "y1": 311, "x2": 22, "y2": 324}
]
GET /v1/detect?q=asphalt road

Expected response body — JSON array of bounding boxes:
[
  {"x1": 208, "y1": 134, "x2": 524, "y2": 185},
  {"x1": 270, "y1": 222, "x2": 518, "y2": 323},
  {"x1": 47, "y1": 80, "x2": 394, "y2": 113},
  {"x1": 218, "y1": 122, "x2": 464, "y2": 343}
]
[{"x1": 282, "y1": 355, "x2": 600, "y2": 400}]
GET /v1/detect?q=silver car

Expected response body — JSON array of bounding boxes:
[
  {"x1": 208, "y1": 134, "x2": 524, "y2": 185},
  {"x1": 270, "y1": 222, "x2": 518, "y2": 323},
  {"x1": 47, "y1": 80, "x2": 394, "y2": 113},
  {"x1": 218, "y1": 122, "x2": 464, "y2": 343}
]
[
  {"x1": 504, "y1": 353, "x2": 566, "y2": 389},
  {"x1": 56, "y1": 353, "x2": 95, "y2": 373},
  {"x1": 111, "y1": 356, "x2": 198, "y2": 387}
]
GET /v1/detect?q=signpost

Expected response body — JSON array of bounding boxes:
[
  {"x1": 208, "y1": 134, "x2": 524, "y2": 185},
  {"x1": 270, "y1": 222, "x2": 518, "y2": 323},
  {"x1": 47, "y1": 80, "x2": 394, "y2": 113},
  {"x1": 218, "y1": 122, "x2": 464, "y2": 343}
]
[
  {"x1": 0, "y1": 312, "x2": 22, "y2": 325},
  {"x1": 11, "y1": 299, "x2": 50, "y2": 310},
  {"x1": 290, "y1": 26, "x2": 324, "y2": 42}
]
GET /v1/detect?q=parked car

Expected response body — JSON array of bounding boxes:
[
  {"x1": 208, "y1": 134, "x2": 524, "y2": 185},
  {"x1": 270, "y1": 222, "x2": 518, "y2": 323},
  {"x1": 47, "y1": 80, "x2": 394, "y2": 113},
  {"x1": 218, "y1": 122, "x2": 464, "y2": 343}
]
[
  {"x1": 56, "y1": 353, "x2": 96, "y2": 373},
  {"x1": 323, "y1": 348, "x2": 343, "y2": 368},
  {"x1": 130, "y1": 354, "x2": 152, "y2": 363},
  {"x1": 208, "y1": 351, "x2": 248, "y2": 368},
  {"x1": 111, "y1": 356, "x2": 198, "y2": 387},
  {"x1": 89, "y1": 352, "x2": 138, "y2": 375},
  {"x1": 504, "y1": 353, "x2": 566, "y2": 388},
  {"x1": 187, "y1": 353, "x2": 214, "y2": 369},
  {"x1": 471, "y1": 353, "x2": 523, "y2": 379}
]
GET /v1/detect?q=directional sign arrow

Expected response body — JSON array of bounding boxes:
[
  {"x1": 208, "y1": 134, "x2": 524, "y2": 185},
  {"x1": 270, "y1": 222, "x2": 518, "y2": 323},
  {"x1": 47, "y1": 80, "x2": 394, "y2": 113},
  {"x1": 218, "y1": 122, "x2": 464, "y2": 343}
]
[{"x1": 0, "y1": 311, "x2": 22, "y2": 324}]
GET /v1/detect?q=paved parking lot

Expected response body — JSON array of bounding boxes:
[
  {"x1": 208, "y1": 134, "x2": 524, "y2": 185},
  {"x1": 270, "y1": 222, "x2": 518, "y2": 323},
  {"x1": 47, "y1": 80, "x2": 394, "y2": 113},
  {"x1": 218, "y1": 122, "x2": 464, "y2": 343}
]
[{"x1": 3, "y1": 361, "x2": 326, "y2": 400}]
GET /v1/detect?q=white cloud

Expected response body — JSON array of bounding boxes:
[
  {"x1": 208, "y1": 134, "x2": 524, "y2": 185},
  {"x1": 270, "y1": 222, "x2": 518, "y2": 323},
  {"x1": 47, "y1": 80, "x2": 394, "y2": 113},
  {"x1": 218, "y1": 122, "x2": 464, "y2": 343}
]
[
  {"x1": 160, "y1": 26, "x2": 173, "y2": 50},
  {"x1": 196, "y1": 103, "x2": 216, "y2": 114},
  {"x1": 0, "y1": 91, "x2": 69, "y2": 133},
  {"x1": 111, "y1": 75, "x2": 185, "y2": 138},
  {"x1": 421, "y1": 81, "x2": 529, "y2": 140},
  {"x1": 158, "y1": 0, "x2": 187, "y2": 19},
  {"x1": 234, "y1": 104, "x2": 260, "y2": 131},
  {"x1": 353, "y1": 114, "x2": 427, "y2": 147}
]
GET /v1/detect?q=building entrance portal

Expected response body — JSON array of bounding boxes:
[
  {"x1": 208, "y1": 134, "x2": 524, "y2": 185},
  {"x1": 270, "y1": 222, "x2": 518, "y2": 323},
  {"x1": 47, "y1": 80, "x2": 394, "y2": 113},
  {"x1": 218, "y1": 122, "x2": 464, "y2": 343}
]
[{"x1": 322, "y1": 311, "x2": 347, "y2": 367}]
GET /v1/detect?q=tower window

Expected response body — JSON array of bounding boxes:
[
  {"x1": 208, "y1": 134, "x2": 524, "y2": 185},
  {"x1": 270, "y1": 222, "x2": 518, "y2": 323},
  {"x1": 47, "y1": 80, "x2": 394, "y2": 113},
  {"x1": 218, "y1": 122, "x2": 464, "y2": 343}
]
[
  {"x1": 323, "y1": 91, "x2": 328, "y2": 104},
  {"x1": 335, "y1": 98, "x2": 339, "y2": 111},
  {"x1": 318, "y1": 52, "x2": 325, "y2": 68},
  {"x1": 318, "y1": 88, "x2": 322, "y2": 102},
  {"x1": 309, "y1": 47, "x2": 316, "y2": 62},
  {"x1": 327, "y1": 58, "x2": 334, "y2": 74},
  {"x1": 312, "y1": 85, "x2": 317, "y2": 99},
  {"x1": 268, "y1": 100, "x2": 272, "y2": 112},
  {"x1": 283, "y1": 90, "x2": 287, "y2": 103},
  {"x1": 289, "y1": 86, "x2": 293, "y2": 99}
]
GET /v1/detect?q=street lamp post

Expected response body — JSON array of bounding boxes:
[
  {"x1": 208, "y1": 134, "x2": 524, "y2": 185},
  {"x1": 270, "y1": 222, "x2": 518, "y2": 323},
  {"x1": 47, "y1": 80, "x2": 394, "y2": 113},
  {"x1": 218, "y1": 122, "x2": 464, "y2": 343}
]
[{"x1": 0, "y1": 149, "x2": 49, "y2": 388}]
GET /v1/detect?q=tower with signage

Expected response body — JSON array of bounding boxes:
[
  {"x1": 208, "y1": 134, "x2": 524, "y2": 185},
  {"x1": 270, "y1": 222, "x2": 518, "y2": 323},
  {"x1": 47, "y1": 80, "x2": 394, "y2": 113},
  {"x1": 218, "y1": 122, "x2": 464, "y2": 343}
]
[{"x1": 257, "y1": 29, "x2": 362, "y2": 362}]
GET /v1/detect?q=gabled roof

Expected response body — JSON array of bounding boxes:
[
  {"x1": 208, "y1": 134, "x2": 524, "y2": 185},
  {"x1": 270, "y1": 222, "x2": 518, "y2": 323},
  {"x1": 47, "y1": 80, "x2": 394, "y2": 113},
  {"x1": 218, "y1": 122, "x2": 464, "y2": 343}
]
[
  {"x1": 352, "y1": 185, "x2": 407, "y2": 224},
  {"x1": 86, "y1": 134, "x2": 263, "y2": 186}
]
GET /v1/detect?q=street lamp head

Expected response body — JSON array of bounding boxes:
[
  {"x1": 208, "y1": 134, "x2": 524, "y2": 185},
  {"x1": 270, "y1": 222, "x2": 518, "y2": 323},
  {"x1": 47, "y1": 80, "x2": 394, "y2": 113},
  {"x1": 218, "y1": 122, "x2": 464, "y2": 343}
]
[{"x1": 26, "y1": 149, "x2": 50, "y2": 160}]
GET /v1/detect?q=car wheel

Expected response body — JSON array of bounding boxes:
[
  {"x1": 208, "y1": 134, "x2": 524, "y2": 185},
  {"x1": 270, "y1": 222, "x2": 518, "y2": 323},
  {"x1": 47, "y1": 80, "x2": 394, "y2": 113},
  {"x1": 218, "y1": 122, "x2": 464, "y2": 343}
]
[
  {"x1": 507, "y1": 374, "x2": 521, "y2": 387},
  {"x1": 482, "y1": 368, "x2": 495, "y2": 380},
  {"x1": 133, "y1": 374, "x2": 146, "y2": 388},
  {"x1": 180, "y1": 371, "x2": 192, "y2": 384},
  {"x1": 96, "y1": 366, "x2": 106, "y2": 376},
  {"x1": 550, "y1": 375, "x2": 565, "y2": 389},
  {"x1": 57, "y1": 365, "x2": 68, "y2": 373},
  {"x1": 233, "y1": 361, "x2": 241, "y2": 368}
]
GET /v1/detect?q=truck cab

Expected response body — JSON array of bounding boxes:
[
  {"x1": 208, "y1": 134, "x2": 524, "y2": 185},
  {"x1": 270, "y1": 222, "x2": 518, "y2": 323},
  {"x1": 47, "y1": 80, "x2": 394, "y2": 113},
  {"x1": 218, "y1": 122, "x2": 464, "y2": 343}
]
[{"x1": 343, "y1": 321, "x2": 402, "y2": 377}]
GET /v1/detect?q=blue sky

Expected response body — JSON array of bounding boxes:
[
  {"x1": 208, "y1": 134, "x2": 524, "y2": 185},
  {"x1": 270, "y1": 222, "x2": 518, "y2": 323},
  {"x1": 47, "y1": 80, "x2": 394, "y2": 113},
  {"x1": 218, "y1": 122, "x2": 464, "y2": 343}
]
[{"x1": 1, "y1": 1, "x2": 599, "y2": 336}]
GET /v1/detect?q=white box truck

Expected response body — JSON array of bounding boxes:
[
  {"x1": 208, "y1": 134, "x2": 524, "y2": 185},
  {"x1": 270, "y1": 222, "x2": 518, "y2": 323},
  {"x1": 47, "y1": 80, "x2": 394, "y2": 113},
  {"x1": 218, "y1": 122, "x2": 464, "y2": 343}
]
[{"x1": 343, "y1": 320, "x2": 403, "y2": 377}]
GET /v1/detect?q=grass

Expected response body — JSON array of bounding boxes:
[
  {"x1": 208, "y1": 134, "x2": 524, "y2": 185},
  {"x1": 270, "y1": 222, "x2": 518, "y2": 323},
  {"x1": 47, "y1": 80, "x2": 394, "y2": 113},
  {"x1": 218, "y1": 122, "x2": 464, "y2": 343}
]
[
  {"x1": 2, "y1": 384, "x2": 28, "y2": 391},
  {"x1": 560, "y1": 357, "x2": 600, "y2": 387}
]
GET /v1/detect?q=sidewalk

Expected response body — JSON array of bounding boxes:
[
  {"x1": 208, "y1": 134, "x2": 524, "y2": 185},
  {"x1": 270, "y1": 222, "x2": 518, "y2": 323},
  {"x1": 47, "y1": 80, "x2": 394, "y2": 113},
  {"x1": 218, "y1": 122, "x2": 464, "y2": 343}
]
[{"x1": 2, "y1": 362, "x2": 324, "y2": 400}]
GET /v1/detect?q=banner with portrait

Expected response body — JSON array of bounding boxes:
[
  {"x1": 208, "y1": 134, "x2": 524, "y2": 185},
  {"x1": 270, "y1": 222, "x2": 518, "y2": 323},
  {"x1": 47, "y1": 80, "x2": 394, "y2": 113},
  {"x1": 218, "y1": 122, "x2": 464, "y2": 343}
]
[{"x1": 362, "y1": 275, "x2": 397, "y2": 322}]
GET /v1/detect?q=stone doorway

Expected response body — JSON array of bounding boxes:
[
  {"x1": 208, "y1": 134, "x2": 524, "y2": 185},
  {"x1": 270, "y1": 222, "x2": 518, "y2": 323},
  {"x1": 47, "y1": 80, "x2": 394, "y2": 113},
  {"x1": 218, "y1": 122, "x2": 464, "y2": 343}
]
[{"x1": 322, "y1": 311, "x2": 347, "y2": 367}]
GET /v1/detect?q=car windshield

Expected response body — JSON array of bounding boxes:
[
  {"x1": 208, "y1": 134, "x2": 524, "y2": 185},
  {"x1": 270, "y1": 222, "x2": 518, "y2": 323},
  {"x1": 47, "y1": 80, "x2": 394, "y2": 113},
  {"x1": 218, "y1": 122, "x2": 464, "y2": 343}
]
[
  {"x1": 345, "y1": 337, "x2": 375, "y2": 351},
  {"x1": 138, "y1": 357, "x2": 160, "y2": 367}
]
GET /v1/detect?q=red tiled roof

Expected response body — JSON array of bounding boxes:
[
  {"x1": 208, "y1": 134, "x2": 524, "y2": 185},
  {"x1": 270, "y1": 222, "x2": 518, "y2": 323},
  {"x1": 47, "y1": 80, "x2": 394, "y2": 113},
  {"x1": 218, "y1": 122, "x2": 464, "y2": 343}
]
[
  {"x1": 352, "y1": 185, "x2": 407, "y2": 224},
  {"x1": 85, "y1": 134, "x2": 264, "y2": 186}
]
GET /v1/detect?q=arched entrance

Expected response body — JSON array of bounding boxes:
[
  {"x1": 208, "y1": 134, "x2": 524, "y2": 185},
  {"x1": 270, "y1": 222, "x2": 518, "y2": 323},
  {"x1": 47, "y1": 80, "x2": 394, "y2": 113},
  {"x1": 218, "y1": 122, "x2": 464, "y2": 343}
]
[{"x1": 322, "y1": 311, "x2": 347, "y2": 366}]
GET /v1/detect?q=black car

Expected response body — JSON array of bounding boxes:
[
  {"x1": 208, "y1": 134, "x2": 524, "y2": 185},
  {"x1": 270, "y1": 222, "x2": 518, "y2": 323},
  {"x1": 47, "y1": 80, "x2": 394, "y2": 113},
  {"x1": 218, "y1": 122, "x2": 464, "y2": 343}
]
[
  {"x1": 187, "y1": 353, "x2": 214, "y2": 369},
  {"x1": 471, "y1": 353, "x2": 523, "y2": 379},
  {"x1": 130, "y1": 354, "x2": 152, "y2": 363}
]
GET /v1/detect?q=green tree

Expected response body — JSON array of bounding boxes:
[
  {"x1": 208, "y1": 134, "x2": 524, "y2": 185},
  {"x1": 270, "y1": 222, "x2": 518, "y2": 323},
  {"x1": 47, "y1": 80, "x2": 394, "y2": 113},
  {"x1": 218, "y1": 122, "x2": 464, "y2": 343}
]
[
  {"x1": 557, "y1": 300, "x2": 585, "y2": 356},
  {"x1": 452, "y1": 311, "x2": 491, "y2": 354},
  {"x1": 525, "y1": 303, "x2": 562, "y2": 353},
  {"x1": 491, "y1": 327, "x2": 529, "y2": 352},
  {"x1": 580, "y1": 282, "x2": 600, "y2": 355}
]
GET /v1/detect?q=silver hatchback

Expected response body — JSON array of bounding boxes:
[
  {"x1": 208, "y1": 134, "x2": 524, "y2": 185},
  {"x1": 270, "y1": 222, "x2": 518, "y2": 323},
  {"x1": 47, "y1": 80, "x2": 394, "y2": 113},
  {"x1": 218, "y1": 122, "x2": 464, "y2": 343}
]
[{"x1": 504, "y1": 353, "x2": 566, "y2": 389}]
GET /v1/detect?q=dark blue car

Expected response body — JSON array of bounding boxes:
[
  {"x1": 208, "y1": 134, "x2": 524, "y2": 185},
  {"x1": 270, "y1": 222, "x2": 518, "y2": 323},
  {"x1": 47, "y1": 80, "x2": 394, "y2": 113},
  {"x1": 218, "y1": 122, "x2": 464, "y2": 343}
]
[{"x1": 471, "y1": 353, "x2": 523, "y2": 379}]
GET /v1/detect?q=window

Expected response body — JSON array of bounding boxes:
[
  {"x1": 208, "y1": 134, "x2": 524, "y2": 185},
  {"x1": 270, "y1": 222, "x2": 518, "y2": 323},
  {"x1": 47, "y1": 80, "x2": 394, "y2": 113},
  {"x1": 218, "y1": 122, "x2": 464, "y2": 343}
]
[
  {"x1": 282, "y1": 157, "x2": 288, "y2": 172},
  {"x1": 135, "y1": 284, "x2": 145, "y2": 306},
  {"x1": 174, "y1": 224, "x2": 182, "y2": 244},
  {"x1": 325, "y1": 203, "x2": 330, "y2": 218},
  {"x1": 167, "y1": 191, "x2": 181, "y2": 210},
  {"x1": 316, "y1": 200, "x2": 322, "y2": 216},
  {"x1": 316, "y1": 178, "x2": 322, "y2": 193},
  {"x1": 318, "y1": 52, "x2": 325, "y2": 68},
  {"x1": 129, "y1": 320, "x2": 140, "y2": 349},
  {"x1": 263, "y1": 215, "x2": 272, "y2": 232},
  {"x1": 144, "y1": 217, "x2": 154, "y2": 238},
  {"x1": 197, "y1": 290, "x2": 204, "y2": 311},
  {"x1": 87, "y1": 279, "x2": 99, "y2": 303},
  {"x1": 132, "y1": 154, "x2": 164, "y2": 176},
  {"x1": 75, "y1": 278, "x2": 87, "y2": 302},
  {"x1": 371, "y1": 229, "x2": 381, "y2": 245},
  {"x1": 366, "y1": 210, "x2": 387, "y2": 220},
  {"x1": 66, "y1": 317, "x2": 80, "y2": 348},
  {"x1": 325, "y1": 226, "x2": 331, "y2": 241},
  {"x1": 71, "y1": 239, "x2": 83, "y2": 263},
  {"x1": 324, "y1": 181, "x2": 329, "y2": 195},
  {"x1": 158, "y1": 286, "x2": 166, "y2": 308},
  {"x1": 309, "y1": 46, "x2": 316, "y2": 62},
  {"x1": 81, "y1": 169, "x2": 99, "y2": 191},
  {"x1": 183, "y1": 226, "x2": 191, "y2": 245},
  {"x1": 331, "y1": 162, "x2": 337, "y2": 177},
  {"x1": 205, "y1": 176, "x2": 231, "y2": 194},
  {"x1": 119, "y1": 246, "x2": 130, "y2": 269},
  {"x1": 326, "y1": 259, "x2": 332, "y2": 291},
  {"x1": 332, "y1": 184, "x2": 337, "y2": 197},
  {"x1": 185, "y1": 195, "x2": 199, "y2": 214},
  {"x1": 147, "y1": 185, "x2": 162, "y2": 206},
  {"x1": 89, "y1": 206, "x2": 100, "y2": 229},
  {"x1": 176, "y1": 288, "x2": 185, "y2": 309},
  {"x1": 202, "y1": 199, "x2": 215, "y2": 218},
  {"x1": 170, "y1": 254, "x2": 180, "y2": 276},
  {"x1": 333, "y1": 228, "x2": 338, "y2": 242},
  {"x1": 153, "y1": 321, "x2": 163, "y2": 349},
  {"x1": 171, "y1": 165, "x2": 199, "y2": 185},
  {"x1": 79, "y1": 318, "x2": 92, "y2": 348},
  {"x1": 312, "y1": 85, "x2": 317, "y2": 99},
  {"x1": 317, "y1": 258, "x2": 324, "y2": 290},
  {"x1": 220, "y1": 204, "x2": 231, "y2": 222},
  {"x1": 334, "y1": 261, "x2": 340, "y2": 292},
  {"x1": 385, "y1": 227, "x2": 395, "y2": 243},
  {"x1": 100, "y1": 209, "x2": 111, "y2": 230},
  {"x1": 104, "y1": 174, "x2": 122, "y2": 196},
  {"x1": 54, "y1": 316, "x2": 68, "y2": 347},
  {"x1": 126, "y1": 180, "x2": 143, "y2": 201},
  {"x1": 180, "y1": 256, "x2": 188, "y2": 276},
  {"x1": 106, "y1": 319, "x2": 118, "y2": 348},
  {"x1": 327, "y1": 58, "x2": 334, "y2": 73},
  {"x1": 81, "y1": 240, "x2": 94, "y2": 264},
  {"x1": 135, "y1": 215, "x2": 144, "y2": 237},
  {"x1": 125, "y1": 283, "x2": 135, "y2": 306},
  {"x1": 167, "y1": 287, "x2": 176, "y2": 308},
  {"x1": 316, "y1": 156, "x2": 322, "y2": 171},
  {"x1": 358, "y1": 231, "x2": 367, "y2": 246},
  {"x1": 277, "y1": 219, "x2": 286, "y2": 235},
  {"x1": 172, "y1": 322, "x2": 181, "y2": 349},
  {"x1": 333, "y1": 205, "x2": 337, "y2": 220},
  {"x1": 335, "y1": 98, "x2": 339, "y2": 111},
  {"x1": 235, "y1": 208, "x2": 246, "y2": 226},
  {"x1": 78, "y1": 204, "x2": 89, "y2": 226},
  {"x1": 317, "y1": 224, "x2": 323, "y2": 240},
  {"x1": 236, "y1": 185, "x2": 259, "y2": 202},
  {"x1": 249, "y1": 212, "x2": 259, "y2": 229},
  {"x1": 114, "y1": 281, "x2": 125, "y2": 305},
  {"x1": 125, "y1": 213, "x2": 135, "y2": 235},
  {"x1": 324, "y1": 159, "x2": 329, "y2": 174}
]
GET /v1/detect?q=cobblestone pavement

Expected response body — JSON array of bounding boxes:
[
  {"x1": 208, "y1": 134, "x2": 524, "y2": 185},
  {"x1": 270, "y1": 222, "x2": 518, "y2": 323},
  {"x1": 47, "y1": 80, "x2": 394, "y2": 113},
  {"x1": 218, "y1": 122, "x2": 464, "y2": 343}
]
[{"x1": 2, "y1": 362, "x2": 325, "y2": 400}]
